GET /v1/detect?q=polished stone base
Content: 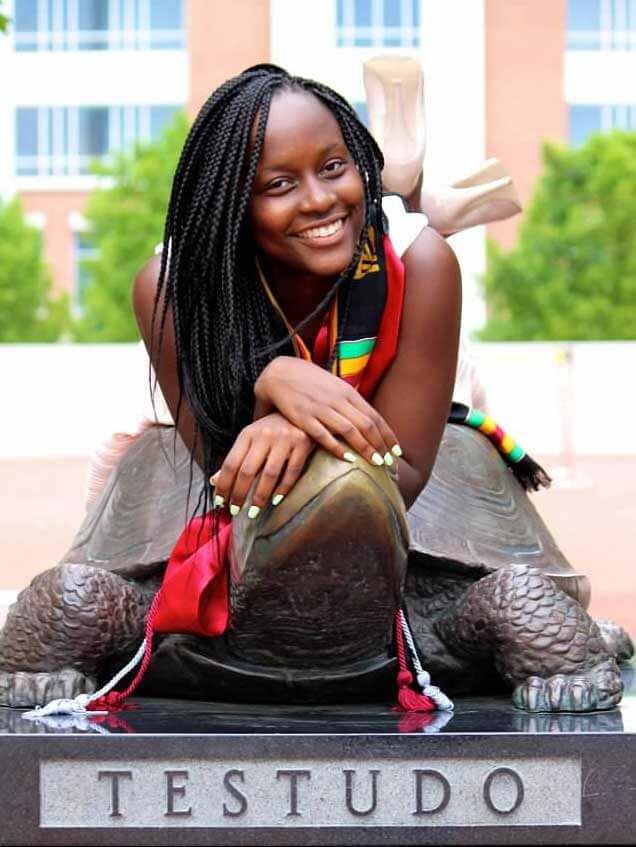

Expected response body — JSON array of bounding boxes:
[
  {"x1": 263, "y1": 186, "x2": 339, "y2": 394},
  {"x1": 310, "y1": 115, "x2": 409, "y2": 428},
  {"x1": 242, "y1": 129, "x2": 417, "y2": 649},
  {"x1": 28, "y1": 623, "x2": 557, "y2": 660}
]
[{"x1": 0, "y1": 663, "x2": 634, "y2": 846}]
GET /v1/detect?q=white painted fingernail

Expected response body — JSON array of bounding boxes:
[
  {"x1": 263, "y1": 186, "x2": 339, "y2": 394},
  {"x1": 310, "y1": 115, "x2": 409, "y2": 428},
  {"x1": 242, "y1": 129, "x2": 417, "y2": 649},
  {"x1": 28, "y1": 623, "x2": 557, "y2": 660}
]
[
  {"x1": 213, "y1": 495, "x2": 225, "y2": 509},
  {"x1": 371, "y1": 452, "x2": 384, "y2": 466},
  {"x1": 343, "y1": 452, "x2": 356, "y2": 463},
  {"x1": 384, "y1": 452, "x2": 394, "y2": 466},
  {"x1": 209, "y1": 473, "x2": 219, "y2": 486},
  {"x1": 391, "y1": 444, "x2": 403, "y2": 457},
  {"x1": 247, "y1": 505, "x2": 260, "y2": 520},
  {"x1": 230, "y1": 503, "x2": 241, "y2": 517},
  {"x1": 272, "y1": 494, "x2": 284, "y2": 506}
]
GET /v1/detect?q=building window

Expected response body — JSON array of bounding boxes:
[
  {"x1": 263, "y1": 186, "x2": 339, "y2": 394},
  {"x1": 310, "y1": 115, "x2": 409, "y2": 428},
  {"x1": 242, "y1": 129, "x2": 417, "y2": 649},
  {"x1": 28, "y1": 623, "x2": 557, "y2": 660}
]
[
  {"x1": 74, "y1": 231, "x2": 98, "y2": 309},
  {"x1": 15, "y1": 104, "x2": 179, "y2": 177},
  {"x1": 352, "y1": 101, "x2": 369, "y2": 126},
  {"x1": 13, "y1": 0, "x2": 185, "y2": 51},
  {"x1": 569, "y1": 103, "x2": 636, "y2": 144},
  {"x1": 336, "y1": 0, "x2": 421, "y2": 48},
  {"x1": 567, "y1": 0, "x2": 636, "y2": 50}
]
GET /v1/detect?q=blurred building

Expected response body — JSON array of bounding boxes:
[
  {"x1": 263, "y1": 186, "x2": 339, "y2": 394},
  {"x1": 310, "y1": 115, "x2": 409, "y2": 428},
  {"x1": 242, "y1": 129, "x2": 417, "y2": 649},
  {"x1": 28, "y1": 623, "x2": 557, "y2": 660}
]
[{"x1": 0, "y1": 0, "x2": 634, "y2": 332}]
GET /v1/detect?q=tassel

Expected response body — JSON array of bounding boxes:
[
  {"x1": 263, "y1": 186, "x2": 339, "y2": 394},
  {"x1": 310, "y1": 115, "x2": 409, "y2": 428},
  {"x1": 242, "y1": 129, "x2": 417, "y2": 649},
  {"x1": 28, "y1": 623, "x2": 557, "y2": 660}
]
[
  {"x1": 398, "y1": 608, "x2": 454, "y2": 711},
  {"x1": 393, "y1": 611, "x2": 436, "y2": 712},
  {"x1": 448, "y1": 402, "x2": 551, "y2": 491},
  {"x1": 513, "y1": 454, "x2": 552, "y2": 492},
  {"x1": 396, "y1": 669, "x2": 436, "y2": 712},
  {"x1": 23, "y1": 695, "x2": 107, "y2": 720}
]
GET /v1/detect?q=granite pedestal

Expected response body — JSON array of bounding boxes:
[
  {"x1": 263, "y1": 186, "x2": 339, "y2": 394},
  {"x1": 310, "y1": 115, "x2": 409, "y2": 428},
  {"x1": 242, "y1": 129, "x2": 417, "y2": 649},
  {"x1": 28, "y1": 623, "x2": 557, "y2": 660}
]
[{"x1": 0, "y1": 662, "x2": 634, "y2": 846}]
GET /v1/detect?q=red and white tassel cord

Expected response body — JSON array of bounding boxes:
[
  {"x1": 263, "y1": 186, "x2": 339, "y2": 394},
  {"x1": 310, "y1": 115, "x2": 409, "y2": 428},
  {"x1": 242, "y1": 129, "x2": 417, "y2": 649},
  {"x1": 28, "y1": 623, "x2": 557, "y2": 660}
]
[
  {"x1": 394, "y1": 609, "x2": 454, "y2": 713},
  {"x1": 24, "y1": 595, "x2": 453, "y2": 720},
  {"x1": 23, "y1": 591, "x2": 162, "y2": 720}
]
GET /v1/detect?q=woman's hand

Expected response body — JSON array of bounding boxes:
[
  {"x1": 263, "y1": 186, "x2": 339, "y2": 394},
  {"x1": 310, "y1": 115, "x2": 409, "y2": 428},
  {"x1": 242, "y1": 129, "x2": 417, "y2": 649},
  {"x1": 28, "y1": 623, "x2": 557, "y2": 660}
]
[
  {"x1": 210, "y1": 412, "x2": 315, "y2": 517},
  {"x1": 254, "y1": 356, "x2": 401, "y2": 467}
]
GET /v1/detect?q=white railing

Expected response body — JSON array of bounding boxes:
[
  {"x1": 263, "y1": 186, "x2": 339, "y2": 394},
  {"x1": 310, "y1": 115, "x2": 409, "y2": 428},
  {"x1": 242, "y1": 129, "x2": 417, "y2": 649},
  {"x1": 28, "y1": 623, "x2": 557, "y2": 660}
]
[{"x1": 0, "y1": 341, "x2": 634, "y2": 459}]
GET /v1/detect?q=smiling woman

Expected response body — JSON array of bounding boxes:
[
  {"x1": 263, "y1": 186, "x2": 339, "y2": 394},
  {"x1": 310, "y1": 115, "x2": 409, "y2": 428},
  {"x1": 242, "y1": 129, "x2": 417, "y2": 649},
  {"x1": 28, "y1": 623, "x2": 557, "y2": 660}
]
[
  {"x1": 133, "y1": 66, "x2": 461, "y2": 514},
  {"x1": 0, "y1": 64, "x2": 461, "y2": 711},
  {"x1": 1, "y1": 64, "x2": 630, "y2": 719},
  {"x1": 127, "y1": 64, "x2": 461, "y2": 703}
]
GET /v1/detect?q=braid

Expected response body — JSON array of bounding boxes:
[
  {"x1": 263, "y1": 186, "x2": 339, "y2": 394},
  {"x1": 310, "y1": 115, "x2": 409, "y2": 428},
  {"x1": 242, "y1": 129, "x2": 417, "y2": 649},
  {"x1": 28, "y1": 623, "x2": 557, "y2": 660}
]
[{"x1": 151, "y1": 64, "x2": 384, "y2": 513}]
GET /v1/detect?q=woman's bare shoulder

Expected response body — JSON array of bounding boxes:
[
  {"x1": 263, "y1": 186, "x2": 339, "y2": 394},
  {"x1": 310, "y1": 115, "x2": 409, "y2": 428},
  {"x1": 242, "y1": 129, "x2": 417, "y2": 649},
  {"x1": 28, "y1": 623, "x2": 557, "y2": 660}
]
[{"x1": 402, "y1": 226, "x2": 460, "y2": 292}]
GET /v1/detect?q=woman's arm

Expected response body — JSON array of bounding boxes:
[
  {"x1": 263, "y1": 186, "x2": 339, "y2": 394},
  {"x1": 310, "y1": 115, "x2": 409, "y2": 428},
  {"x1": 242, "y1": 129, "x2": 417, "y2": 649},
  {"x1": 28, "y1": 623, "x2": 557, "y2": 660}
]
[
  {"x1": 254, "y1": 228, "x2": 461, "y2": 508},
  {"x1": 371, "y1": 227, "x2": 462, "y2": 507},
  {"x1": 254, "y1": 356, "x2": 400, "y2": 466},
  {"x1": 132, "y1": 255, "x2": 316, "y2": 510},
  {"x1": 132, "y1": 253, "x2": 199, "y2": 461}
]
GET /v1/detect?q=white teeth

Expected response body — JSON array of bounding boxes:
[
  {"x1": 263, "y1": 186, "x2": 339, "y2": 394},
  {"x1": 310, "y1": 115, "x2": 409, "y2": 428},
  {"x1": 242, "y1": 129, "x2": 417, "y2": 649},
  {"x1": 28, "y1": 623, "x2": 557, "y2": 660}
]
[{"x1": 297, "y1": 218, "x2": 344, "y2": 239}]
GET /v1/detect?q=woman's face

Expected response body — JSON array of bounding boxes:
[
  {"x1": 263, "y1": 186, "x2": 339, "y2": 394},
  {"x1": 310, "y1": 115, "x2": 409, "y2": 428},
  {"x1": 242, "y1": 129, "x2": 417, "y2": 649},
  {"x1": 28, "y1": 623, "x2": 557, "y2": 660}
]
[{"x1": 248, "y1": 89, "x2": 365, "y2": 283}]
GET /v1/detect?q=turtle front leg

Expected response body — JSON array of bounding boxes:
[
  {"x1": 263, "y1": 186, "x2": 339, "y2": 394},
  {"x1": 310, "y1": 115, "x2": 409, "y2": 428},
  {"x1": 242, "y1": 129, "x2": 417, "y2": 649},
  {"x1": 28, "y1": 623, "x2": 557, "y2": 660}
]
[
  {"x1": 435, "y1": 564, "x2": 623, "y2": 712},
  {"x1": 0, "y1": 563, "x2": 150, "y2": 707}
]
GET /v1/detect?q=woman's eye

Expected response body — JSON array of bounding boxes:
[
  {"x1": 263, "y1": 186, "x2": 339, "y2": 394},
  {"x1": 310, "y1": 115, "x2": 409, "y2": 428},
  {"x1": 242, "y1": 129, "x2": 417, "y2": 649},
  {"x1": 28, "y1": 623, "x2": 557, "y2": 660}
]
[
  {"x1": 324, "y1": 159, "x2": 346, "y2": 174},
  {"x1": 267, "y1": 177, "x2": 292, "y2": 191}
]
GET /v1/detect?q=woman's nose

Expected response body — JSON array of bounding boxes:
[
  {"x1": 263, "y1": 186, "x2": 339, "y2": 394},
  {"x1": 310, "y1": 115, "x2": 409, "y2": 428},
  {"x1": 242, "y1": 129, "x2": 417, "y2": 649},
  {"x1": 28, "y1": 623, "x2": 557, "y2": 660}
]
[{"x1": 299, "y1": 175, "x2": 336, "y2": 213}]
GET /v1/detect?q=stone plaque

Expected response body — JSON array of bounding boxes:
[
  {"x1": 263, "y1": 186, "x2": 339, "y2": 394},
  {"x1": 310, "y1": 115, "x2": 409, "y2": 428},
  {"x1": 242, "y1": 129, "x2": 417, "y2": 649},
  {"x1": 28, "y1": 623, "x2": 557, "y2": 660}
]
[{"x1": 40, "y1": 756, "x2": 580, "y2": 828}]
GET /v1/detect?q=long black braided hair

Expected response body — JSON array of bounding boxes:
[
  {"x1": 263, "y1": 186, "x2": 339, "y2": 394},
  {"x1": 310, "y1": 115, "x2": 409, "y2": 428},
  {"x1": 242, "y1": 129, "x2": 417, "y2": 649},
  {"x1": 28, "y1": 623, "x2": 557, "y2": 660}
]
[{"x1": 151, "y1": 64, "x2": 385, "y2": 501}]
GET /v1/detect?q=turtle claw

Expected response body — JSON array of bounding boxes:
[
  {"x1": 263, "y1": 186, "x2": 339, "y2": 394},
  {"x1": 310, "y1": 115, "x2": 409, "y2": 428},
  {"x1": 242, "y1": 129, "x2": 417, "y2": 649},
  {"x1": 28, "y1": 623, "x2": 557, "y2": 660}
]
[
  {"x1": 596, "y1": 619, "x2": 634, "y2": 662},
  {"x1": 0, "y1": 668, "x2": 97, "y2": 709},
  {"x1": 512, "y1": 659, "x2": 623, "y2": 712}
]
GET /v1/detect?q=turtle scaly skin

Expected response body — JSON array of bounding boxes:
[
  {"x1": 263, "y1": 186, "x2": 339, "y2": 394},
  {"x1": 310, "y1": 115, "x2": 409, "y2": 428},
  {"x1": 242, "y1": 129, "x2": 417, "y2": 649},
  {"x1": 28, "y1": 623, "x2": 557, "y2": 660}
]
[
  {"x1": 0, "y1": 564, "x2": 151, "y2": 707},
  {"x1": 0, "y1": 425, "x2": 631, "y2": 711}
]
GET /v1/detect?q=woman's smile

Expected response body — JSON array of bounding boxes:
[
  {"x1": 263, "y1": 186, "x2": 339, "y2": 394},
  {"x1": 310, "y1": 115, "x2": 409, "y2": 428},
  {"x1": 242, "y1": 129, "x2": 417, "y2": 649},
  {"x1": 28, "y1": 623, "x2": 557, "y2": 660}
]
[{"x1": 293, "y1": 214, "x2": 349, "y2": 244}]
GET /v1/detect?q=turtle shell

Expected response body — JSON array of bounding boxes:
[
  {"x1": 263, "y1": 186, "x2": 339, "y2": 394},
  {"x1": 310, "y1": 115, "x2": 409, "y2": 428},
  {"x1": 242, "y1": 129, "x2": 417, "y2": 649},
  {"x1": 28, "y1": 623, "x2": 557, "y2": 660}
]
[
  {"x1": 61, "y1": 426, "x2": 201, "y2": 578},
  {"x1": 61, "y1": 422, "x2": 589, "y2": 608},
  {"x1": 408, "y1": 424, "x2": 590, "y2": 608}
]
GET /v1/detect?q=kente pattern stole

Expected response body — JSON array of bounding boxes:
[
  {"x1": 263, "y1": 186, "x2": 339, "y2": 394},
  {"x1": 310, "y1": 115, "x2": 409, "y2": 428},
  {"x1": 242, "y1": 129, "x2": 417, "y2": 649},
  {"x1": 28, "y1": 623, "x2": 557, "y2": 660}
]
[{"x1": 257, "y1": 219, "x2": 401, "y2": 398}]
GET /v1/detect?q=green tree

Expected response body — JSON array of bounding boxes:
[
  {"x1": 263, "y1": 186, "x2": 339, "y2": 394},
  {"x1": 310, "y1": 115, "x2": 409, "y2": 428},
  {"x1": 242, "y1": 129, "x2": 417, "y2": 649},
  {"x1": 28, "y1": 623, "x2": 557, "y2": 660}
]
[
  {"x1": 0, "y1": 0, "x2": 9, "y2": 34},
  {"x1": 0, "y1": 197, "x2": 70, "y2": 342},
  {"x1": 479, "y1": 131, "x2": 636, "y2": 340},
  {"x1": 75, "y1": 111, "x2": 190, "y2": 341}
]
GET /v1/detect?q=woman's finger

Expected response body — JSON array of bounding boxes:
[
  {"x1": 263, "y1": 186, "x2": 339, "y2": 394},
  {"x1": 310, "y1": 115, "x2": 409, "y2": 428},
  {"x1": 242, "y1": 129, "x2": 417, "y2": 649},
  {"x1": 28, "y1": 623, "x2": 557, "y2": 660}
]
[
  {"x1": 301, "y1": 416, "x2": 358, "y2": 463},
  {"x1": 250, "y1": 442, "x2": 291, "y2": 511},
  {"x1": 271, "y1": 441, "x2": 314, "y2": 503},
  {"x1": 319, "y1": 406, "x2": 387, "y2": 466},
  {"x1": 211, "y1": 434, "x2": 251, "y2": 510},
  {"x1": 225, "y1": 440, "x2": 271, "y2": 516},
  {"x1": 345, "y1": 394, "x2": 401, "y2": 458}
]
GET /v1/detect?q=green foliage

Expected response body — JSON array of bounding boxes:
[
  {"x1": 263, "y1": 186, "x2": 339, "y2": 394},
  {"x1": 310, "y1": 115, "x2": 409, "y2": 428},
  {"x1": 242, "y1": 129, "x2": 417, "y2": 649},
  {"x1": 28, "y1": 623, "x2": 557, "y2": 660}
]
[
  {"x1": 0, "y1": 0, "x2": 9, "y2": 34},
  {"x1": 74, "y1": 111, "x2": 190, "y2": 341},
  {"x1": 479, "y1": 131, "x2": 636, "y2": 340},
  {"x1": 0, "y1": 197, "x2": 71, "y2": 342}
]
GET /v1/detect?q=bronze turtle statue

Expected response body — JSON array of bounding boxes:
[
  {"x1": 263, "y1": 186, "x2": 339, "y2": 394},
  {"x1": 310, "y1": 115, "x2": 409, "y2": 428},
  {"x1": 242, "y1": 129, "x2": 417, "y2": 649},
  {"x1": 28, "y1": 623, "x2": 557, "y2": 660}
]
[{"x1": 0, "y1": 423, "x2": 631, "y2": 712}]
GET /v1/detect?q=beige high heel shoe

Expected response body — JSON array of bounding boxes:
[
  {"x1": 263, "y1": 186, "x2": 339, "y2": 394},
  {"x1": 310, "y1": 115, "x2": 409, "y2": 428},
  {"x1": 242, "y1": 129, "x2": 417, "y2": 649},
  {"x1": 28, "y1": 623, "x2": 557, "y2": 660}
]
[
  {"x1": 363, "y1": 54, "x2": 522, "y2": 234},
  {"x1": 363, "y1": 55, "x2": 426, "y2": 197},
  {"x1": 420, "y1": 159, "x2": 522, "y2": 236}
]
